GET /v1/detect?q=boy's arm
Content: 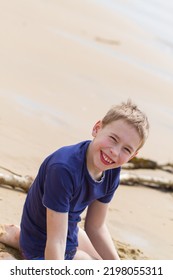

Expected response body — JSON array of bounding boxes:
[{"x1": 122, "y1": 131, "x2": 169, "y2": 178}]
[
  {"x1": 85, "y1": 200, "x2": 120, "y2": 260},
  {"x1": 45, "y1": 208, "x2": 68, "y2": 260}
]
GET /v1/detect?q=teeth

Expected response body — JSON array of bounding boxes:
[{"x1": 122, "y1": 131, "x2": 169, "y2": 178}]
[{"x1": 102, "y1": 153, "x2": 113, "y2": 164}]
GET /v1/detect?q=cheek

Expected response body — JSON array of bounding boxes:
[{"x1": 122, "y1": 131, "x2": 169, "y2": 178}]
[
  {"x1": 119, "y1": 153, "x2": 131, "y2": 164},
  {"x1": 95, "y1": 137, "x2": 109, "y2": 149}
]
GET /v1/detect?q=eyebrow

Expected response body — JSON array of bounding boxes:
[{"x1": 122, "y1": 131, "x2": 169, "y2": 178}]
[{"x1": 111, "y1": 133, "x2": 135, "y2": 153}]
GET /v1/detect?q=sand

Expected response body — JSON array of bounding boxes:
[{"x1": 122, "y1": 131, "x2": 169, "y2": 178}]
[{"x1": 0, "y1": 0, "x2": 173, "y2": 260}]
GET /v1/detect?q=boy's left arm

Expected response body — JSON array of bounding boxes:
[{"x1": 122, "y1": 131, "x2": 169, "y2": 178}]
[{"x1": 84, "y1": 200, "x2": 120, "y2": 260}]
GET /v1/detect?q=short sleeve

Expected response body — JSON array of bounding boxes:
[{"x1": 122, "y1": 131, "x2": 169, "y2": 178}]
[{"x1": 42, "y1": 164, "x2": 74, "y2": 213}]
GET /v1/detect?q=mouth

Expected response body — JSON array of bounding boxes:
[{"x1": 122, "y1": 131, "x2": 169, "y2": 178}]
[{"x1": 100, "y1": 151, "x2": 115, "y2": 165}]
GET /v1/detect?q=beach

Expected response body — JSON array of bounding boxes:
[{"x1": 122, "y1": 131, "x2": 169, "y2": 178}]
[{"x1": 0, "y1": 0, "x2": 173, "y2": 260}]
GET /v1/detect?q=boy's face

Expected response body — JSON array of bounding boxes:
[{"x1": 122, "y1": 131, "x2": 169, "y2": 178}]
[{"x1": 89, "y1": 119, "x2": 141, "y2": 174}]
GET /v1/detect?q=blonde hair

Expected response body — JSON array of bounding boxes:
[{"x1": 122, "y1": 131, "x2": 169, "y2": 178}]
[{"x1": 102, "y1": 100, "x2": 149, "y2": 150}]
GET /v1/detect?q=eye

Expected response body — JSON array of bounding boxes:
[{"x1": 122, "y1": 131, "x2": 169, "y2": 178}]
[
  {"x1": 124, "y1": 147, "x2": 132, "y2": 154},
  {"x1": 110, "y1": 136, "x2": 117, "y2": 142}
]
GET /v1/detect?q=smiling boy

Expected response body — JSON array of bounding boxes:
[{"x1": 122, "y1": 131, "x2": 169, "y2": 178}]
[{"x1": 0, "y1": 100, "x2": 149, "y2": 260}]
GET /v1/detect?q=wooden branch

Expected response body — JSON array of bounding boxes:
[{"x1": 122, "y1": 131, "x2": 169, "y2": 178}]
[
  {"x1": 123, "y1": 157, "x2": 158, "y2": 169},
  {"x1": 123, "y1": 157, "x2": 173, "y2": 174},
  {"x1": 0, "y1": 173, "x2": 33, "y2": 193},
  {"x1": 120, "y1": 173, "x2": 173, "y2": 190},
  {"x1": 158, "y1": 163, "x2": 173, "y2": 173}
]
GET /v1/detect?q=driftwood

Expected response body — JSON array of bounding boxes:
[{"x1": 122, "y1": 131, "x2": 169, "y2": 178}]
[
  {"x1": 120, "y1": 173, "x2": 173, "y2": 190},
  {"x1": 0, "y1": 173, "x2": 33, "y2": 193},
  {"x1": 123, "y1": 157, "x2": 173, "y2": 173}
]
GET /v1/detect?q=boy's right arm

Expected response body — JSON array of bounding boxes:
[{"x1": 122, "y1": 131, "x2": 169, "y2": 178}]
[{"x1": 45, "y1": 208, "x2": 68, "y2": 260}]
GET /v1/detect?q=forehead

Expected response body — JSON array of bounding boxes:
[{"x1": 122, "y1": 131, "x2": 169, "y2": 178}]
[{"x1": 103, "y1": 119, "x2": 135, "y2": 131}]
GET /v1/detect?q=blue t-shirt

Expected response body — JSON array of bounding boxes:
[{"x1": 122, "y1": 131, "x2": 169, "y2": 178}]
[{"x1": 19, "y1": 140, "x2": 121, "y2": 259}]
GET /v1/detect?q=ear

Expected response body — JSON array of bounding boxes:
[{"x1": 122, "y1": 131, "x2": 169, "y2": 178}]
[{"x1": 92, "y1": 120, "x2": 102, "y2": 137}]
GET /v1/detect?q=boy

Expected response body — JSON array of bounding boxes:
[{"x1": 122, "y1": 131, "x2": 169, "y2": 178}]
[{"x1": 0, "y1": 100, "x2": 149, "y2": 260}]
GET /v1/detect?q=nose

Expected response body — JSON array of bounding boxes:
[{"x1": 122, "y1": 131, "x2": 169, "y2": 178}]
[{"x1": 110, "y1": 145, "x2": 120, "y2": 158}]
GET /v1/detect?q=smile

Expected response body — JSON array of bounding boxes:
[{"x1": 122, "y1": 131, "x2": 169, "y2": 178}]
[{"x1": 101, "y1": 151, "x2": 114, "y2": 165}]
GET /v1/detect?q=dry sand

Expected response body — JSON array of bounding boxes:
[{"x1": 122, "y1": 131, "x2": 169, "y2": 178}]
[{"x1": 0, "y1": 0, "x2": 173, "y2": 259}]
